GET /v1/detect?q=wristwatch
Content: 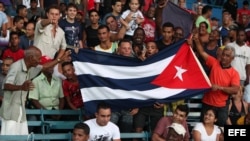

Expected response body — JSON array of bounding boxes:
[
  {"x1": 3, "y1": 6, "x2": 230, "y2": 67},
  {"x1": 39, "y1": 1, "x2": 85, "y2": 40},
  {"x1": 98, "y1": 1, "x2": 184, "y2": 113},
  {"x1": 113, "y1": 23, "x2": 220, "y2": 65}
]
[{"x1": 57, "y1": 58, "x2": 61, "y2": 63}]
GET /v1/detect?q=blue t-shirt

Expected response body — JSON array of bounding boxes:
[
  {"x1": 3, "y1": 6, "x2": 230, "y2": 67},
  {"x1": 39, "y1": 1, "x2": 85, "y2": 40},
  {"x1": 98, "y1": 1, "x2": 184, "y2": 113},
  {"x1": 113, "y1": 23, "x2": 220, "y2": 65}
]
[{"x1": 59, "y1": 19, "x2": 83, "y2": 47}]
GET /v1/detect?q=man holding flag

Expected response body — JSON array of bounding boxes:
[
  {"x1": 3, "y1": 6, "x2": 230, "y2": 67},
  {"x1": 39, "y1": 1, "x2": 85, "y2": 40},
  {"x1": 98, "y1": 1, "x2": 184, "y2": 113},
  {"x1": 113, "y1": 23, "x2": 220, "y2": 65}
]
[{"x1": 193, "y1": 32, "x2": 240, "y2": 127}]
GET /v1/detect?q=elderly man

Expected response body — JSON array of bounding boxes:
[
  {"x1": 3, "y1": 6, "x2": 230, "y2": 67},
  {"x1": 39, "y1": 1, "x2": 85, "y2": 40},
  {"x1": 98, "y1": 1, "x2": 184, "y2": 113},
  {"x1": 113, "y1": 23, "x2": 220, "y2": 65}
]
[
  {"x1": 193, "y1": 32, "x2": 240, "y2": 127},
  {"x1": 0, "y1": 46, "x2": 70, "y2": 135}
]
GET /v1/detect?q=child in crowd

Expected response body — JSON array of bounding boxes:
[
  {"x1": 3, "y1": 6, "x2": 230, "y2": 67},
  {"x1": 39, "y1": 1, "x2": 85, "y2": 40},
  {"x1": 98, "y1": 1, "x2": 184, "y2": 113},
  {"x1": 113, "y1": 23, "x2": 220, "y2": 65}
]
[
  {"x1": 120, "y1": 0, "x2": 144, "y2": 39},
  {"x1": 62, "y1": 61, "x2": 83, "y2": 110},
  {"x1": 72, "y1": 122, "x2": 90, "y2": 141},
  {"x1": 11, "y1": 16, "x2": 25, "y2": 37}
]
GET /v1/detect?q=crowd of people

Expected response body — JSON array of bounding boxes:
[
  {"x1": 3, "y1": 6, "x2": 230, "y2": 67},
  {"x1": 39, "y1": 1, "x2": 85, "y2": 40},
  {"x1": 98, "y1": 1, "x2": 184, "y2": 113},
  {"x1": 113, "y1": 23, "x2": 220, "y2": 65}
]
[{"x1": 0, "y1": 0, "x2": 250, "y2": 141}]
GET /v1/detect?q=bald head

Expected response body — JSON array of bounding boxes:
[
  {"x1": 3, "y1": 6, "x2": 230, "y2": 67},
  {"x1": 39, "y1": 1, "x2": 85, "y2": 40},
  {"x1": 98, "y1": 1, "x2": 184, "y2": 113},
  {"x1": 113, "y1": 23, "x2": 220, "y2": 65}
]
[{"x1": 24, "y1": 46, "x2": 42, "y2": 58}]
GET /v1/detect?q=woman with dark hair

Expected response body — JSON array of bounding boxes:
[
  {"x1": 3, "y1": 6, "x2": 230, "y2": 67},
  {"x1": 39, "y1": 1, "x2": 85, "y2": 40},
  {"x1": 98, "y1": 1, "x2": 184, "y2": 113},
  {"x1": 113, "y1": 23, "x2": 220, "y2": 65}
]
[{"x1": 192, "y1": 108, "x2": 221, "y2": 141}]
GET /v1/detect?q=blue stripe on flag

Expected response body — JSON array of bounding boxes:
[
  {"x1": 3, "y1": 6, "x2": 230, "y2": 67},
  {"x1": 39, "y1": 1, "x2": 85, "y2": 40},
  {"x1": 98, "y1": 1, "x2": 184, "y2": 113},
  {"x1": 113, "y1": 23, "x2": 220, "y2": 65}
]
[{"x1": 78, "y1": 74, "x2": 158, "y2": 91}]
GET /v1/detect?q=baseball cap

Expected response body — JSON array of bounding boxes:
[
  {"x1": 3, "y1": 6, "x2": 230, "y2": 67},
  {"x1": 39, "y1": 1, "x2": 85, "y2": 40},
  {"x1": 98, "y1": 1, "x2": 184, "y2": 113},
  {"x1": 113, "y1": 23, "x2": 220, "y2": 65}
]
[
  {"x1": 77, "y1": 11, "x2": 84, "y2": 16},
  {"x1": 40, "y1": 56, "x2": 53, "y2": 65},
  {"x1": 168, "y1": 123, "x2": 186, "y2": 137}
]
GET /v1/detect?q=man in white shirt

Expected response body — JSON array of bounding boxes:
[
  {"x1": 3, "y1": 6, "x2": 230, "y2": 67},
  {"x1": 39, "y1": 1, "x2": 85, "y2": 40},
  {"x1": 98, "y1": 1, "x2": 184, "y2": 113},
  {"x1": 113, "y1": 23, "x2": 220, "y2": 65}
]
[
  {"x1": 34, "y1": 4, "x2": 66, "y2": 59},
  {"x1": 84, "y1": 102, "x2": 121, "y2": 141},
  {"x1": 228, "y1": 28, "x2": 250, "y2": 85}
]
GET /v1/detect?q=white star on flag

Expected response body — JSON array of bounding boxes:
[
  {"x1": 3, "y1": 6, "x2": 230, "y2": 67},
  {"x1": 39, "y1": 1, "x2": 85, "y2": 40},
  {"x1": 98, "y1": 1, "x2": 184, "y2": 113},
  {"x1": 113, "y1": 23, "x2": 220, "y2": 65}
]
[{"x1": 174, "y1": 66, "x2": 187, "y2": 81}]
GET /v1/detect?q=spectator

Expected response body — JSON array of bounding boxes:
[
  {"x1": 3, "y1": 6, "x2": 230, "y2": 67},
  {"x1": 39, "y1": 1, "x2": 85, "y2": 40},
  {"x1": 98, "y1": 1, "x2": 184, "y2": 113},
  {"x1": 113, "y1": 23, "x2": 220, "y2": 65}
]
[
  {"x1": 84, "y1": 102, "x2": 121, "y2": 141},
  {"x1": 193, "y1": 32, "x2": 240, "y2": 127},
  {"x1": 117, "y1": 38, "x2": 133, "y2": 57},
  {"x1": 27, "y1": 0, "x2": 44, "y2": 20},
  {"x1": 16, "y1": 4, "x2": 28, "y2": 25},
  {"x1": 62, "y1": 61, "x2": 83, "y2": 110},
  {"x1": 211, "y1": 17, "x2": 219, "y2": 30},
  {"x1": 156, "y1": 22, "x2": 175, "y2": 51},
  {"x1": 11, "y1": 16, "x2": 25, "y2": 37},
  {"x1": 72, "y1": 122, "x2": 90, "y2": 141},
  {"x1": 166, "y1": 123, "x2": 187, "y2": 141},
  {"x1": 192, "y1": 108, "x2": 221, "y2": 141},
  {"x1": 94, "y1": 25, "x2": 118, "y2": 53},
  {"x1": 131, "y1": 27, "x2": 146, "y2": 60},
  {"x1": 223, "y1": 0, "x2": 238, "y2": 21},
  {"x1": 237, "y1": 0, "x2": 250, "y2": 28},
  {"x1": 200, "y1": 29, "x2": 220, "y2": 75},
  {"x1": 219, "y1": 11, "x2": 234, "y2": 42},
  {"x1": 59, "y1": 2, "x2": 67, "y2": 19},
  {"x1": 102, "y1": 0, "x2": 122, "y2": 29},
  {"x1": 59, "y1": 3, "x2": 84, "y2": 52},
  {"x1": 195, "y1": 5, "x2": 212, "y2": 33},
  {"x1": 34, "y1": 4, "x2": 67, "y2": 59},
  {"x1": 152, "y1": 104, "x2": 190, "y2": 141},
  {"x1": 145, "y1": 41, "x2": 158, "y2": 58},
  {"x1": 228, "y1": 29, "x2": 250, "y2": 85},
  {"x1": 192, "y1": 0, "x2": 205, "y2": 15},
  {"x1": 141, "y1": 5, "x2": 156, "y2": 43},
  {"x1": 120, "y1": 0, "x2": 144, "y2": 39},
  {"x1": 19, "y1": 21, "x2": 35, "y2": 50},
  {"x1": 227, "y1": 86, "x2": 248, "y2": 125},
  {"x1": 0, "y1": 46, "x2": 70, "y2": 135},
  {"x1": 174, "y1": 26, "x2": 184, "y2": 42},
  {"x1": 105, "y1": 15, "x2": 127, "y2": 42},
  {"x1": 2, "y1": 31, "x2": 24, "y2": 62},
  {"x1": 83, "y1": 9, "x2": 100, "y2": 49},
  {"x1": 0, "y1": 57, "x2": 14, "y2": 105},
  {"x1": 75, "y1": 11, "x2": 86, "y2": 27},
  {"x1": 28, "y1": 56, "x2": 65, "y2": 120},
  {"x1": 198, "y1": 21, "x2": 209, "y2": 45},
  {"x1": 0, "y1": 2, "x2": 8, "y2": 38},
  {"x1": 228, "y1": 24, "x2": 238, "y2": 42}
]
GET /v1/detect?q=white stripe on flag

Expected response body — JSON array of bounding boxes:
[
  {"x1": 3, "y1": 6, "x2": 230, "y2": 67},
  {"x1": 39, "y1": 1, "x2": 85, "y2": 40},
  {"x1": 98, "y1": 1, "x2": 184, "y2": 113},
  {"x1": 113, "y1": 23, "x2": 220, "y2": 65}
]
[
  {"x1": 81, "y1": 87, "x2": 185, "y2": 102},
  {"x1": 74, "y1": 55, "x2": 174, "y2": 79}
]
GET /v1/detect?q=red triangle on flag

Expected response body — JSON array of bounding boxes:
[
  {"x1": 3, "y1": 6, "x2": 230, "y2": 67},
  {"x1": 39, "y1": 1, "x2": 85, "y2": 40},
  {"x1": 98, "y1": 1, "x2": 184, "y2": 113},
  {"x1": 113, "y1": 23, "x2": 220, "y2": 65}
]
[{"x1": 151, "y1": 43, "x2": 211, "y2": 89}]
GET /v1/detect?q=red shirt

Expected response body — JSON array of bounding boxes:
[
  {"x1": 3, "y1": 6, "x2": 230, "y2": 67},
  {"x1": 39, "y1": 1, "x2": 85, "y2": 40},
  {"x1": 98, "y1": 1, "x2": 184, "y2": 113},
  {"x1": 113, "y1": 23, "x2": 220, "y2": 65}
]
[
  {"x1": 237, "y1": 8, "x2": 250, "y2": 24},
  {"x1": 2, "y1": 48, "x2": 24, "y2": 62},
  {"x1": 88, "y1": 0, "x2": 95, "y2": 11},
  {"x1": 202, "y1": 56, "x2": 240, "y2": 107},
  {"x1": 63, "y1": 79, "x2": 84, "y2": 108},
  {"x1": 141, "y1": 17, "x2": 156, "y2": 43}
]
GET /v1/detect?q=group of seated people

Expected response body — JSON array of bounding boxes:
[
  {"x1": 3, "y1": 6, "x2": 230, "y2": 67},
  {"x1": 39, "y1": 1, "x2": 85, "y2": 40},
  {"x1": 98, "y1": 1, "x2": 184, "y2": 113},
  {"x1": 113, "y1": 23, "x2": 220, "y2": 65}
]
[{"x1": 0, "y1": 0, "x2": 250, "y2": 141}]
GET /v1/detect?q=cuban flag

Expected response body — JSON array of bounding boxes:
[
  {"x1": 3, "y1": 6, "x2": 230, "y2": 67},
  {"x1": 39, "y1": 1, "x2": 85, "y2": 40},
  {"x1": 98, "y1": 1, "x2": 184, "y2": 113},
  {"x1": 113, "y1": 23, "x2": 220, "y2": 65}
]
[{"x1": 71, "y1": 39, "x2": 211, "y2": 115}]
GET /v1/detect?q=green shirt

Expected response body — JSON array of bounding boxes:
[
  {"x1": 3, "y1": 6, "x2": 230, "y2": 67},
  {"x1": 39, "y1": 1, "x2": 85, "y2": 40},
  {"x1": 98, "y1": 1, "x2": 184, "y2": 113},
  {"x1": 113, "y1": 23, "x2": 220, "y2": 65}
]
[
  {"x1": 28, "y1": 73, "x2": 64, "y2": 110},
  {"x1": 195, "y1": 15, "x2": 211, "y2": 33}
]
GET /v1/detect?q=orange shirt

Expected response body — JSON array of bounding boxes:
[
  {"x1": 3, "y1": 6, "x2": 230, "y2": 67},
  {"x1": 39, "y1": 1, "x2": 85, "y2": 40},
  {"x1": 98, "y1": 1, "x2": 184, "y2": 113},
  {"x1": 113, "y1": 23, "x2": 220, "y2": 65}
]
[{"x1": 202, "y1": 56, "x2": 240, "y2": 107}]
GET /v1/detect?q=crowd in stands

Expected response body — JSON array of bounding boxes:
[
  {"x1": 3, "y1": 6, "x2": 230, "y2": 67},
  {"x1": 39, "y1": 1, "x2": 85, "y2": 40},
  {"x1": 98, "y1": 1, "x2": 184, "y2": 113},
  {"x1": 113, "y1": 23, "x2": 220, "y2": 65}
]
[{"x1": 0, "y1": 0, "x2": 250, "y2": 141}]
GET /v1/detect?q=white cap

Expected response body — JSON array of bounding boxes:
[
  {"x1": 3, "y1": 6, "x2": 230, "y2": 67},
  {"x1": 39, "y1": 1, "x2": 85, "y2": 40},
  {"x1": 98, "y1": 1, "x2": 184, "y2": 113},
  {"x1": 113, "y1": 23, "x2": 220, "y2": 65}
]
[{"x1": 168, "y1": 123, "x2": 186, "y2": 137}]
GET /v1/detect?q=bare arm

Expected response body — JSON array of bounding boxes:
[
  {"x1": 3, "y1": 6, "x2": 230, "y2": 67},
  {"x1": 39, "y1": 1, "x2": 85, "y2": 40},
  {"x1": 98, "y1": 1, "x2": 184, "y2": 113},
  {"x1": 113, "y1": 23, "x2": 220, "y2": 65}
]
[
  {"x1": 151, "y1": 133, "x2": 165, "y2": 141},
  {"x1": 31, "y1": 99, "x2": 45, "y2": 109},
  {"x1": 4, "y1": 80, "x2": 34, "y2": 91},
  {"x1": 39, "y1": 0, "x2": 44, "y2": 9},
  {"x1": 1, "y1": 23, "x2": 7, "y2": 37},
  {"x1": 212, "y1": 84, "x2": 240, "y2": 95},
  {"x1": 193, "y1": 33, "x2": 209, "y2": 61},
  {"x1": 82, "y1": 30, "x2": 87, "y2": 48},
  {"x1": 59, "y1": 97, "x2": 65, "y2": 110},
  {"x1": 65, "y1": 96, "x2": 77, "y2": 110},
  {"x1": 245, "y1": 64, "x2": 250, "y2": 85},
  {"x1": 192, "y1": 130, "x2": 201, "y2": 141}
]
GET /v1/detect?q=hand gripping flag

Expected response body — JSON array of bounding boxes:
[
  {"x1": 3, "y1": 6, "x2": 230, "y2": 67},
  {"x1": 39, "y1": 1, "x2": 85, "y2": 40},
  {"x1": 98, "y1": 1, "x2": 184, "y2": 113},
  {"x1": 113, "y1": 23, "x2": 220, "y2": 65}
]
[{"x1": 71, "y1": 39, "x2": 211, "y2": 115}]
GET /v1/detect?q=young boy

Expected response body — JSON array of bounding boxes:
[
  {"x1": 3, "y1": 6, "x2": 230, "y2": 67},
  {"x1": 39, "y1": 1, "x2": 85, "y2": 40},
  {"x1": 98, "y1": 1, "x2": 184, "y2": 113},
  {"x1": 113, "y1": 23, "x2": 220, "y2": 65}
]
[
  {"x1": 72, "y1": 122, "x2": 90, "y2": 141},
  {"x1": 2, "y1": 31, "x2": 24, "y2": 62},
  {"x1": 62, "y1": 61, "x2": 83, "y2": 110},
  {"x1": 59, "y1": 3, "x2": 84, "y2": 50}
]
